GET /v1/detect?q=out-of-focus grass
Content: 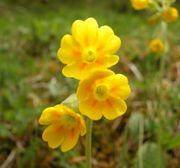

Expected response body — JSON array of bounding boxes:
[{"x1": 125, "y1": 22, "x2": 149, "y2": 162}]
[{"x1": 0, "y1": 1, "x2": 180, "y2": 168}]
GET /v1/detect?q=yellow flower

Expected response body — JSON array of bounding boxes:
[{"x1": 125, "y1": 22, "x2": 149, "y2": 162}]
[
  {"x1": 39, "y1": 104, "x2": 86, "y2": 152},
  {"x1": 57, "y1": 18, "x2": 121, "y2": 80},
  {"x1": 149, "y1": 38, "x2": 165, "y2": 53},
  {"x1": 147, "y1": 15, "x2": 160, "y2": 25},
  {"x1": 77, "y1": 70, "x2": 131, "y2": 120},
  {"x1": 163, "y1": 7, "x2": 179, "y2": 22},
  {"x1": 131, "y1": 0, "x2": 149, "y2": 10}
]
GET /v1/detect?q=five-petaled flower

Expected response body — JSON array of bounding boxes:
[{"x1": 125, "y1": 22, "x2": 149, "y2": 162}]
[
  {"x1": 57, "y1": 17, "x2": 121, "y2": 80},
  {"x1": 39, "y1": 104, "x2": 86, "y2": 152},
  {"x1": 77, "y1": 70, "x2": 131, "y2": 120}
]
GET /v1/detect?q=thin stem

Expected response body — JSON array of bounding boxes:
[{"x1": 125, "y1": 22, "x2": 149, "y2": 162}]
[
  {"x1": 86, "y1": 118, "x2": 92, "y2": 168},
  {"x1": 158, "y1": 21, "x2": 168, "y2": 118},
  {"x1": 156, "y1": 21, "x2": 168, "y2": 168}
]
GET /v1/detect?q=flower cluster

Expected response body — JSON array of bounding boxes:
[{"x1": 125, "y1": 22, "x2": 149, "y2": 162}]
[
  {"x1": 39, "y1": 18, "x2": 130, "y2": 152},
  {"x1": 130, "y1": 0, "x2": 179, "y2": 54}
]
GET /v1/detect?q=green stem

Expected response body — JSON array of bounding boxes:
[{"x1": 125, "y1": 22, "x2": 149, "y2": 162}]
[
  {"x1": 159, "y1": 22, "x2": 168, "y2": 77},
  {"x1": 86, "y1": 118, "x2": 92, "y2": 168},
  {"x1": 158, "y1": 21, "x2": 168, "y2": 118},
  {"x1": 156, "y1": 21, "x2": 168, "y2": 168}
]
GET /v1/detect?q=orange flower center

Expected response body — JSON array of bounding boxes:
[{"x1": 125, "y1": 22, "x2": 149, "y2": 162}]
[
  {"x1": 94, "y1": 84, "x2": 109, "y2": 100},
  {"x1": 82, "y1": 49, "x2": 97, "y2": 63}
]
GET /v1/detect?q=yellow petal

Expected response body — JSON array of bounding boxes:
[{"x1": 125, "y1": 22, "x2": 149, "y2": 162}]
[
  {"x1": 71, "y1": 20, "x2": 86, "y2": 46},
  {"x1": 39, "y1": 107, "x2": 64, "y2": 125},
  {"x1": 104, "y1": 35, "x2": 121, "y2": 54},
  {"x1": 79, "y1": 98, "x2": 103, "y2": 120},
  {"x1": 102, "y1": 98, "x2": 127, "y2": 120},
  {"x1": 61, "y1": 128, "x2": 80, "y2": 152},
  {"x1": 42, "y1": 124, "x2": 65, "y2": 149},
  {"x1": 57, "y1": 48, "x2": 75, "y2": 64},
  {"x1": 60, "y1": 34, "x2": 74, "y2": 49},
  {"x1": 77, "y1": 69, "x2": 114, "y2": 100},
  {"x1": 71, "y1": 18, "x2": 98, "y2": 46},
  {"x1": 97, "y1": 25, "x2": 114, "y2": 46},
  {"x1": 77, "y1": 114, "x2": 86, "y2": 136},
  {"x1": 103, "y1": 55, "x2": 119, "y2": 68},
  {"x1": 96, "y1": 26, "x2": 121, "y2": 54},
  {"x1": 62, "y1": 63, "x2": 86, "y2": 79},
  {"x1": 58, "y1": 35, "x2": 80, "y2": 64},
  {"x1": 106, "y1": 74, "x2": 131, "y2": 100},
  {"x1": 84, "y1": 18, "x2": 98, "y2": 45}
]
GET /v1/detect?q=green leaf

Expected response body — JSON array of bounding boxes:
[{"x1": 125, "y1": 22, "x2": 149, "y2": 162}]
[
  {"x1": 167, "y1": 134, "x2": 180, "y2": 150},
  {"x1": 134, "y1": 142, "x2": 165, "y2": 168},
  {"x1": 128, "y1": 112, "x2": 143, "y2": 143}
]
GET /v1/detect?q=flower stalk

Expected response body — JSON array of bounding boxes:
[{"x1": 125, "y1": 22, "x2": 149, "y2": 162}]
[
  {"x1": 86, "y1": 118, "x2": 92, "y2": 168},
  {"x1": 39, "y1": 17, "x2": 131, "y2": 167},
  {"x1": 156, "y1": 20, "x2": 168, "y2": 168},
  {"x1": 159, "y1": 21, "x2": 168, "y2": 108}
]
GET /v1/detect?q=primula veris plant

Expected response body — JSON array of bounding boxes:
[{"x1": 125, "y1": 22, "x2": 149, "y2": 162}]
[
  {"x1": 131, "y1": 0, "x2": 178, "y2": 54},
  {"x1": 163, "y1": 7, "x2": 179, "y2": 22},
  {"x1": 77, "y1": 69, "x2": 131, "y2": 120},
  {"x1": 149, "y1": 38, "x2": 165, "y2": 53},
  {"x1": 130, "y1": 0, "x2": 150, "y2": 10},
  {"x1": 57, "y1": 17, "x2": 121, "y2": 80},
  {"x1": 39, "y1": 17, "x2": 130, "y2": 168},
  {"x1": 130, "y1": 2, "x2": 179, "y2": 167},
  {"x1": 39, "y1": 104, "x2": 86, "y2": 152}
]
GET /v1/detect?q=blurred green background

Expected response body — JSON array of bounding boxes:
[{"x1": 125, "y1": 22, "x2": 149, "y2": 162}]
[{"x1": 0, "y1": 0, "x2": 180, "y2": 168}]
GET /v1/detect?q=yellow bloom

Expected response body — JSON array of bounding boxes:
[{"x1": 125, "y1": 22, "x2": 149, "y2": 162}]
[
  {"x1": 57, "y1": 18, "x2": 121, "y2": 80},
  {"x1": 77, "y1": 70, "x2": 131, "y2": 120},
  {"x1": 39, "y1": 104, "x2": 86, "y2": 152},
  {"x1": 131, "y1": 0, "x2": 149, "y2": 10},
  {"x1": 149, "y1": 38, "x2": 165, "y2": 53},
  {"x1": 163, "y1": 7, "x2": 179, "y2": 22},
  {"x1": 147, "y1": 15, "x2": 160, "y2": 25}
]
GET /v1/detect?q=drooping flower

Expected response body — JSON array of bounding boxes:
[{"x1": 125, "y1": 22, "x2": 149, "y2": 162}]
[
  {"x1": 39, "y1": 104, "x2": 86, "y2": 152},
  {"x1": 162, "y1": 7, "x2": 179, "y2": 22},
  {"x1": 149, "y1": 38, "x2": 165, "y2": 53},
  {"x1": 131, "y1": 0, "x2": 150, "y2": 10},
  {"x1": 57, "y1": 17, "x2": 121, "y2": 80},
  {"x1": 76, "y1": 70, "x2": 131, "y2": 120}
]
